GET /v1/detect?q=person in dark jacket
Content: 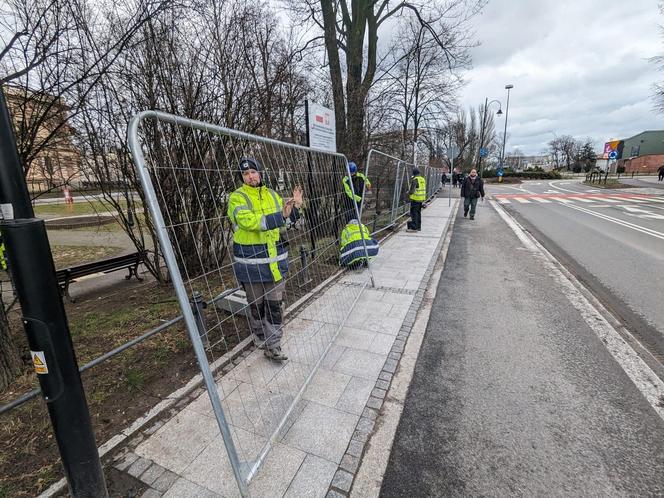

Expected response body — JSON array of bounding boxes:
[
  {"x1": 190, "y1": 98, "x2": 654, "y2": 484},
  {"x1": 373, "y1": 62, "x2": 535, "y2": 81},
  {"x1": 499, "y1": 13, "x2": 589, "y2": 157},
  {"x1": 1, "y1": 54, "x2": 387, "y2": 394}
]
[
  {"x1": 658, "y1": 165, "x2": 664, "y2": 181},
  {"x1": 460, "y1": 168, "x2": 485, "y2": 220}
]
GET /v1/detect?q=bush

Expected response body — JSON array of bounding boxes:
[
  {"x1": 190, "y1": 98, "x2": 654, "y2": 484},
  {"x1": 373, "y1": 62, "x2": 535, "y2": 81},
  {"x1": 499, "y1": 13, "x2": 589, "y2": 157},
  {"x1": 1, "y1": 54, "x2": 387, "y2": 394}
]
[
  {"x1": 573, "y1": 164, "x2": 582, "y2": 173},
  {"x1": 480, "y1": 169, "x2": 561, "y2": 180}
]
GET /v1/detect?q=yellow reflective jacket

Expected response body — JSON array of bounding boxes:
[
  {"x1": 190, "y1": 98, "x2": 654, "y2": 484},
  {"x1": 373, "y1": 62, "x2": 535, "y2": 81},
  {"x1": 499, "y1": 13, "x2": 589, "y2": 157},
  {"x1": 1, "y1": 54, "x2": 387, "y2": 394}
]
[
  {"x1": 227, "y1": 184, "x2": 288, "y2": 283},
  {"x1": 410, "y1": 175, "x2": 426, "y2": 202},
  {"x1": 343, "y1": 173, "x2": 371, "y2": 202}
]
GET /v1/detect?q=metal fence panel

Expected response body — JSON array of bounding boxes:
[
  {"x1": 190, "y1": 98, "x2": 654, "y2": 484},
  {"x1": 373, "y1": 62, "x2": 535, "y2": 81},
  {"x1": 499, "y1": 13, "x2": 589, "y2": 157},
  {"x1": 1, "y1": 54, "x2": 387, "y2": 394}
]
[
  {"x1": 127, "y1": 111, "x2": 372, "y2": 495},
  {"x1": 362, "y1": 150, "x2": 443, "y2": 235}
]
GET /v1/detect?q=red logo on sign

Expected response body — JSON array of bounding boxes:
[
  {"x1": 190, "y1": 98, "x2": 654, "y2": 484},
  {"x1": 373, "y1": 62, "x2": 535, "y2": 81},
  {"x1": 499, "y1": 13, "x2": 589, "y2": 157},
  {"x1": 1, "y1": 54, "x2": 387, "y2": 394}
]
[{"x1": 315, "y1": 115, "x2": 324, "y2": 123}]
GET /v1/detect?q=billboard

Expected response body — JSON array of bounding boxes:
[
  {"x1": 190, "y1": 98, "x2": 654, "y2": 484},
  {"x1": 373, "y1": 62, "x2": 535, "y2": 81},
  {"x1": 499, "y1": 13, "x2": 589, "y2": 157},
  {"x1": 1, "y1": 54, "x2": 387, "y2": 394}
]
[
  {"x1": 602, "y1": 140, "x2": 624, "y2": 160},
  {"x1": 306, "y1": 101, "x2": 336, "y2": 152}
]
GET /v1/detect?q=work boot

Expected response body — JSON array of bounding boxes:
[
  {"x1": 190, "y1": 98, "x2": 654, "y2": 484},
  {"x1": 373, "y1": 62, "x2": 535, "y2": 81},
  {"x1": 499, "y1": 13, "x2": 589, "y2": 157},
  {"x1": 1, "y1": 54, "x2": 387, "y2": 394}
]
[
  {"x1": 470, "y1": 215, "x2": 474, "y2": 220},
  {"x1": 464, "y1": 210, "x2": 468, "y2": 217},
  {"x1": 264, "y1": 347, "x2": 288, "y2": 361}
]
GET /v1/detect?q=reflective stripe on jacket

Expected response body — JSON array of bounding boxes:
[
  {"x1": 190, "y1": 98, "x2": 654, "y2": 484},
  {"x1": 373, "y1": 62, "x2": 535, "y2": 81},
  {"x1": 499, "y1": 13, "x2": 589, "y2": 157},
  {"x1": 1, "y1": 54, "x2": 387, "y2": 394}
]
[
  {"x1": 343, "y1": 173, "x2": 371, "y2": 202},
  {"x1": 339, "y1": 221, "x2": 379, "y2": 266},
  {"x1": 410, "y1": 175, "x2": 426, "y2": 202},
  {"x1": 227, "y1": 184, "x2": 288, "y2": 283}
]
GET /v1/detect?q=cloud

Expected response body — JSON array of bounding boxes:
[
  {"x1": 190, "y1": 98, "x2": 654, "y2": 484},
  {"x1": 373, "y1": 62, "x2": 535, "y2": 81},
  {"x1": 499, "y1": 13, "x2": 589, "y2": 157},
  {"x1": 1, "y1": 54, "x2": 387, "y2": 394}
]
[{"x1": 460, "y1": 0, "x2": 663, "y2": 154}]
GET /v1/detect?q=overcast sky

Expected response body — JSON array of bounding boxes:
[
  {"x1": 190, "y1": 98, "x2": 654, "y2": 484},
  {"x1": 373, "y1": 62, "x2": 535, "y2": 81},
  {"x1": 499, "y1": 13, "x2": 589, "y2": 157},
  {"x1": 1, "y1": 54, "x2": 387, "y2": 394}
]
[{"x1": 459, "y1": 0, "x2": 664, "y2": 155}]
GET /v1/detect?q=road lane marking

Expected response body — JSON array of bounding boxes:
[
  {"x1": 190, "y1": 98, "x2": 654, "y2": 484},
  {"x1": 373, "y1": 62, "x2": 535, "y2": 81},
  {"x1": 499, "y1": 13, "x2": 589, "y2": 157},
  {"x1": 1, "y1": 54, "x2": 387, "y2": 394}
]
[
  {"x1": 568, "y1": 196, "x2": 596, "y2": 203},
  {"x1": 621, "y1": 206, "x2": 664, "y2": 220},
  {"x1": 608, "y1": 196, "x2": 643, "y2": 203},
  {"x1": 553, "y1": 197, "x2": 574, "y2": 204},
  {"x1": 563, "y1": 203, "x2": 664, "y2": 241},
  {"x1": 532, "y1": 197, "x2": 552, "y2": 203},
  {"x1": 514, "y1": 197, "x2": 531, "y2": 204},
  {"x1": 497, "y1": 198, "x2": 511, "y2": 204},
  {"x1": 492, "y1": 200, "x2": 664, "y2": 422}
]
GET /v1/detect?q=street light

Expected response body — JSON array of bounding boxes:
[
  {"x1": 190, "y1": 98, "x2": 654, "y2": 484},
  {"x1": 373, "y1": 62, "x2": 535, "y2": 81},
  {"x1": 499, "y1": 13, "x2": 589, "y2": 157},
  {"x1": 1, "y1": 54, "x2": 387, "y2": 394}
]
[
  {"x1": 500, "y1": 84, "x2": 514, "y2": 170},
  {"x1": 477, "y1": 98, "x2": 502, "y2": 175}
]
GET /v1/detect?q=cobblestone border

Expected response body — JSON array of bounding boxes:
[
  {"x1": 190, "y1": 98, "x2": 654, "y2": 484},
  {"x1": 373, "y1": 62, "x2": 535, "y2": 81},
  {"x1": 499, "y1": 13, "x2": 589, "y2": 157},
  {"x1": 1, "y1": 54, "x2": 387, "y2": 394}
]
[{"x1": 327, "y1": 201, "x2": 455, "y2": 497}]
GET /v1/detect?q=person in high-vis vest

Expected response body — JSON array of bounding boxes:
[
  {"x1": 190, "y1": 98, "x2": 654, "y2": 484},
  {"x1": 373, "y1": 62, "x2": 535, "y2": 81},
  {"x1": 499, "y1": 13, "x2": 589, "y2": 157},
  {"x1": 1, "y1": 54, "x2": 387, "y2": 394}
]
[
  {"x1": 339, "y1": 219, "x2": 379, "y2": 268},
  {"x1": 0, "y1": 234, "x2": 7, "y2": 271},
  {"x1": 227, "y1": 158, "x2": 303, "y2": 361},
  {"x1": 407, "y1": 167, "x2": 426, "y2": 232},
  {"x1": 343, "y1": 162, "x2": 371, "y2": 221}
]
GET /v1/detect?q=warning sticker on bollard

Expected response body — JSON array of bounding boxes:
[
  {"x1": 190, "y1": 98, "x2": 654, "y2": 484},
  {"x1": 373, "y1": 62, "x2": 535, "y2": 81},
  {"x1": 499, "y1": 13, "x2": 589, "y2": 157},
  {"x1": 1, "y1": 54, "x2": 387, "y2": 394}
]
[{"x1": 30, "y1": 351, "x2": 49, "y2": 374}]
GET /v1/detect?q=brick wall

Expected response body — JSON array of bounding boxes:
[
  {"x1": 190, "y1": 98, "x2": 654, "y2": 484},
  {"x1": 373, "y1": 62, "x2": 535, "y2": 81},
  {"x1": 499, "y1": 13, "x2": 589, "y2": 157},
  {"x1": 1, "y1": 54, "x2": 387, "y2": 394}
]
[{"x1": 620, "y1": 154, "x2": 664, "y2": 173}]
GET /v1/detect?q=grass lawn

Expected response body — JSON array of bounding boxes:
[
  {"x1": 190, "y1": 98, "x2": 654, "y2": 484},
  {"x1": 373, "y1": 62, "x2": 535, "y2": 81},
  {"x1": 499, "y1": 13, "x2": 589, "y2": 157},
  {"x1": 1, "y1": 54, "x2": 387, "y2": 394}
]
[
  {"x1": 51, "y1": 245, "x2": 124, "y2": 268},
  {"x1": 34, "y1": 200, "x2": 139, "y2": 217}
]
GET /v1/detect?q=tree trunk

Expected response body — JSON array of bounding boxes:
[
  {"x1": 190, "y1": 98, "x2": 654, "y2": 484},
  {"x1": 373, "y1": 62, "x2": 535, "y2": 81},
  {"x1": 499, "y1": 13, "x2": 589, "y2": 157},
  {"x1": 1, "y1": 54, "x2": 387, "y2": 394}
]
[{"x1": 0, "y1": 301, "x2": 22, "y2": 390}]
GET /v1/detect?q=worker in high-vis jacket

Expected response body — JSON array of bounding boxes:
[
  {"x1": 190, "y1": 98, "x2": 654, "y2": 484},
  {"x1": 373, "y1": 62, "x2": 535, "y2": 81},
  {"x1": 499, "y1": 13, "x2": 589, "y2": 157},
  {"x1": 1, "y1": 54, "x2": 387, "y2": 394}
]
[
  {"x1": 342, "y1": 162, "x2": 371, "y2": 221},
  {"x1": 227, "y1": 157, "x2": 303, "y2": 361},
  {"x1": 406, "y1": 167, "x2": 426, "y2": 232},
  {"x1": 339, "y1": 219, "x2": 379, "y2": 268}
]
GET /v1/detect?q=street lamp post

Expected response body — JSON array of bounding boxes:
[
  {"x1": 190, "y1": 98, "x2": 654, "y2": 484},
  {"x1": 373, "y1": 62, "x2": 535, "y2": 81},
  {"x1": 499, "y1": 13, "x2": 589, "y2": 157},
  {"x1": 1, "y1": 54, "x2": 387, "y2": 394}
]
[
  {"x1": 477, "y1": 98, "x2": 502, "y2": 175},
  {"x1": 500, "y1": 84, "x2": 514, "y2": 169}
]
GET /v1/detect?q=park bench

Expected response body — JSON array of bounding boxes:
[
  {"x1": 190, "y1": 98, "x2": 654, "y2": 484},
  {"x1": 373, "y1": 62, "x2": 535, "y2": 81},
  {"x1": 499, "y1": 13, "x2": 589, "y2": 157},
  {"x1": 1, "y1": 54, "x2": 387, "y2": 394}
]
[{"x1": 55, "y1": 251, "x2": 144, "y2": 302}]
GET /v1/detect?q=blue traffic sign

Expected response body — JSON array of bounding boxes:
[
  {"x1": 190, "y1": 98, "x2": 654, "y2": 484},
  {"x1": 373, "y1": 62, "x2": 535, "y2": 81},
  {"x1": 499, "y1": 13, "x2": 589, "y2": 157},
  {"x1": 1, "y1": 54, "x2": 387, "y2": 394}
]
[
  {"x1": 608, "y1": 150, "x2": 617, "y2": 160},
  {"x1": 497, "y1": 169, "x2": 504, "y2": 177},
  {"x1": 479, "y1": 148, "x2": 488, "y2": 158}
]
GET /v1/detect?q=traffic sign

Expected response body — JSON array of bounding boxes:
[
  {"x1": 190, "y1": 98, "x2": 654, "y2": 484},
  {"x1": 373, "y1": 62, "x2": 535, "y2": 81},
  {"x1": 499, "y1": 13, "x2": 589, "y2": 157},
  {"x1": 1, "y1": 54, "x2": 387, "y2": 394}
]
[
  {"x1": 497, "y1": 168, "x2": 504, "y2": 177},
  {"x1": 608, "y1": 150, "x2": 617, "y2": 160},
  {"x1": 479, "y1": 148, "x2": 488, "y2": 158}
]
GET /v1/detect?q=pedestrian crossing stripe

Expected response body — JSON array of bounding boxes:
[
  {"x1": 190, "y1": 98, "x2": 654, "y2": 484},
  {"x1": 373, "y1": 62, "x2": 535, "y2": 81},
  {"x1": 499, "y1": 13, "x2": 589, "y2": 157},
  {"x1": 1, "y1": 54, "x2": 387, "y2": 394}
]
[{"x1": 492, "y1": 194, "x2": 664, "y2": 206}]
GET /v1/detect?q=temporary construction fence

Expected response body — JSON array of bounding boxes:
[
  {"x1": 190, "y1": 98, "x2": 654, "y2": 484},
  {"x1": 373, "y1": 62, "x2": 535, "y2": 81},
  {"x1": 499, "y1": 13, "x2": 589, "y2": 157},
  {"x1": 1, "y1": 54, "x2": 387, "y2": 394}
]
[
  {"x1": 127, "y1": 111, "x2": 376, "y2": 495},
  {"x1": 360, "y1": 149, "x2": 444, "y2": 235},
  {"x1": 126, "y1": 111, "x2": 444, "y2": 495}
]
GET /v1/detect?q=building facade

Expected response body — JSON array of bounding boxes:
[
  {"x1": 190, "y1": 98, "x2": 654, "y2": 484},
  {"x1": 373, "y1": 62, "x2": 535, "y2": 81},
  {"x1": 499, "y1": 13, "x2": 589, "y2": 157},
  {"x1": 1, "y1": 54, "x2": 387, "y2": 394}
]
[{"x1": 617, "y1": 130, "x2": 664, "y2": 174}]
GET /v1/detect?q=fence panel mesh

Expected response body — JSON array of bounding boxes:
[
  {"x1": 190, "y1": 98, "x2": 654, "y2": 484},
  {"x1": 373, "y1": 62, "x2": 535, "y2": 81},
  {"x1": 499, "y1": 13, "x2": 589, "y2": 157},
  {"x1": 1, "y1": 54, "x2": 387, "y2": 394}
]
[
  {"x1": 128, "y1": 111, "x2": 372, "y2": 494},
  {"x1": 362, "y1": 150, "x2": 443, "y2": 235}
]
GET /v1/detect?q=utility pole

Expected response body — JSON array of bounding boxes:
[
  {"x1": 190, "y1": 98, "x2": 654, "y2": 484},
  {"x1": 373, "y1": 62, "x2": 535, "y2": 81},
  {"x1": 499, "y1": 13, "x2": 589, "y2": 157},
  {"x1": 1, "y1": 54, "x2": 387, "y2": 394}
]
[{"x1": 0, "y1": 91, "x2": 107, "y2": 497}]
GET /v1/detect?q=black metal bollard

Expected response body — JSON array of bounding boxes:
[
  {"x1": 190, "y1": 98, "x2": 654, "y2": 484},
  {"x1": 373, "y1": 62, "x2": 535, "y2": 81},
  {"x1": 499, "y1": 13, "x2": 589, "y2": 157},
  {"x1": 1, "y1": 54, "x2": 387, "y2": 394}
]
[{"x1": 190, "y1": 291, "x2": 210, "y2": 348}]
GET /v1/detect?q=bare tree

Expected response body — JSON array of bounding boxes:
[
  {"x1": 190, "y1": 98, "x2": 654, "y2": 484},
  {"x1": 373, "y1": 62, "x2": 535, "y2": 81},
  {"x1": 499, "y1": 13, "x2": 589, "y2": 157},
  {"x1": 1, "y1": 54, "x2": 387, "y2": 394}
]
[{"x1": 287, "y1": 0, "x2": 483, "y2": 160}]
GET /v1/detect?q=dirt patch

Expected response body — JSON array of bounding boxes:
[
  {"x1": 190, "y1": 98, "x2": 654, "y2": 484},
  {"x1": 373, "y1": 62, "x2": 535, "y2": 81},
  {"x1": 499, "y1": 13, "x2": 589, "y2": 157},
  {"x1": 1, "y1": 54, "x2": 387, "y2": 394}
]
[
  {"x1": 51, "y1": 245, "x2": 124, "y2": 269},
  {"x1": 0, "y1": 280, "x2": 202, "y2": 497}
]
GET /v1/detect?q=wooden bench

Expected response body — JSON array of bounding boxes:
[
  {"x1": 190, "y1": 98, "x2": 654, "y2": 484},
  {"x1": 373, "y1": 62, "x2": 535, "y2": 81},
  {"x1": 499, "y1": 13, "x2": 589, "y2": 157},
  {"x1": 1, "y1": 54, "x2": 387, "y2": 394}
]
[{"x1": 56, "y1": 251, "x2": 144, "y2": 302}]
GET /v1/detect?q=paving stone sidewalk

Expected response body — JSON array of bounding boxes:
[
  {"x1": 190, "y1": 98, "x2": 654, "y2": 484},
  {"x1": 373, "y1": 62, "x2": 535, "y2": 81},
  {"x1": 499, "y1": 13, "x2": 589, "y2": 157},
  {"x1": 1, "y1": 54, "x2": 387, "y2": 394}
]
[{"x1": 110, "y1": 197, "x2": 455, "y2": 498}]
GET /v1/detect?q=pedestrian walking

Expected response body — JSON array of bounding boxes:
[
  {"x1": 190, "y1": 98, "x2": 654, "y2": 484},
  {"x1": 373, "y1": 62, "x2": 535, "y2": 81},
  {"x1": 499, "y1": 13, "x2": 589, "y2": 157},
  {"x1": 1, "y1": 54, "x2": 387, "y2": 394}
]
[
  {"x1": 227, "y1": 157, "x2": 303, "y2": 361},
  {"x1": 658, "y1": 165, "x2": 664, "y2": 181},
  {"x1": 460, "y1": 168, "x2": 485, "y2": 220},
  {"x1": 339, "y1": 219, "x2": 379, "y2": 268},
  {"x1": 343, "y1": 161, "x2": 371, "y2": 220},
  {"x1": 407, "y1": 167, "x2": 426, "y2": 232}
]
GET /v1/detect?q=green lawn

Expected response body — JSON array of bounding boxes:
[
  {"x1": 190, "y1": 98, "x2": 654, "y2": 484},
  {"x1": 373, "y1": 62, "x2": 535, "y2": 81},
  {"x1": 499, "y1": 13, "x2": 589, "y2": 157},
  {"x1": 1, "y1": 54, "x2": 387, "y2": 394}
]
[{"x1": 34, "y1": 199, "x2": 139, "y2": 217}]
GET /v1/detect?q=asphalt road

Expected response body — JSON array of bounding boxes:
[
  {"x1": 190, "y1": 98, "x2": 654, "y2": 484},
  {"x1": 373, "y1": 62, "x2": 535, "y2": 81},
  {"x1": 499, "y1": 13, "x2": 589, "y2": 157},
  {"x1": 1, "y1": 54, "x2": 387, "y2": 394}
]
[
  {"x1": 489, "y1": 179, "x2": 664, "y2": 363},
  {"x1": 380, "y1": 201, "x2": 664, "y2": 496}
]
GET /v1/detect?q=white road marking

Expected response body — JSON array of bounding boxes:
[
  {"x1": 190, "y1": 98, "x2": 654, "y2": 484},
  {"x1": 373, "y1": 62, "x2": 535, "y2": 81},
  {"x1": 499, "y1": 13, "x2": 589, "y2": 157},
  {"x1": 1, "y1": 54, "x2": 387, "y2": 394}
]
[
  {"x1": 622, "y1": 206, "x2": 664, "y2": 220},
  {"x1": 514, "y1": 197, "x2": 531, "y2": 204},
  {"x1": 563, "y1": 203, "x2": 664, "y2": 241},
  {"x1": 492, "y1": 200, "x2": 664, "y2": 422},
  {"x1": 553, "y1": 197, "x2": 574, "y2": 204},
  {"x1": 609, "y1": 196, "x2": 644, "y2": 203},
  {"x1": 640, "y1": 197, "x2": 664, "y2": 204},
  {"x1": 532, "y1": 197, "x2": 552, "y2": 203},
  {"x1": 597, "y1": 197, "x2": 620, "y2": 203},
  {"x1": 568, "y1": 196, "x2": 596, "y2": 203},
  {"x1": 497, "y1": 198, "x2": 511, "y2": 204}
]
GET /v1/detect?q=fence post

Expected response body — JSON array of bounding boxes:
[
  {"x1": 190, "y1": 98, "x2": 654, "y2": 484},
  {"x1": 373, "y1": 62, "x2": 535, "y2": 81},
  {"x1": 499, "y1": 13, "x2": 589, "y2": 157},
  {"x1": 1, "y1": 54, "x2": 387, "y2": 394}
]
[
  {"x1": 190, "y1": 292, "x2": 210, "y2": 348},
  {"x1": 0, "y1": 89, "x2": 108, "y2": 497}
]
